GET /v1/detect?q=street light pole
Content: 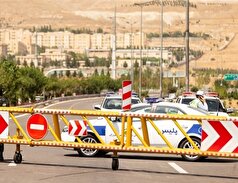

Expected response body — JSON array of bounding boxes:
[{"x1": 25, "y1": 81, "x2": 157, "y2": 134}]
[
  {"x1": 139, "y1": 5, "x2": 143, "y2": 98},
  {"x1": 185, "y1": 0, "x2": 190, "y2": 92},
  {"x1": 159, "y1": 0, "x2": 163, "y2": 98},
  {"x1": 111, "y1": 1, "x2": 117, "y2": 79},
  {"x1": 126, "y1": 21, "x2": 136, "y2": 90},
  {"x1": 132, "y1": 0, "x2": 194, "y2": 95}
]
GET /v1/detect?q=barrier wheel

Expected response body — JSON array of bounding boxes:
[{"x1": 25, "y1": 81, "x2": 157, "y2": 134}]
[
  {"x1": 0, "y1": 143, "x2": 4, "y2": 161},
  {"x1": 112, "y1": 158, "x2": 119, "y2": 170},
  {"x1": 13, "y1": 152, "x2": 22, "y2": 164}
]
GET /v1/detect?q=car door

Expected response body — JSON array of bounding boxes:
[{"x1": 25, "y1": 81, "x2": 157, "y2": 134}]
[{"x1": 146, "y1": 106, "x2": 199, "y2": 147}]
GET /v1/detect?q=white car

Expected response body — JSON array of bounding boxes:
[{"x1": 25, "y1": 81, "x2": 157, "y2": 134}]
[
  {"x1": 61, "y1": 102, "x2": 209, "y2": 161},
  {"x1": 94, "y1": 94, "x2": 142, "y2": 111},
  {"x1": 176, "y1": 92, "x2": 232, "y2": 117}
]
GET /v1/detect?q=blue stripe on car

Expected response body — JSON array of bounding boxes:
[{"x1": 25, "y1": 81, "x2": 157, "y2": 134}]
[
  {"x1": 186, "y1": 124, "x2": 202, "y2": 135},
  {"x1": 87, "y1": 126, "x2": 106, "y2": 136}
]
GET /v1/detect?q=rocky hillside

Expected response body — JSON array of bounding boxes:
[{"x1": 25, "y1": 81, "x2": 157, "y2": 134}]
[{"x1": 0, "y1": 0, "x2": 238, "y2": 70}]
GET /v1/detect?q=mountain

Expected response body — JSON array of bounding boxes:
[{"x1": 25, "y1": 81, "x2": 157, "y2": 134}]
[{"x1": 0, "y1": 0, "x2": 238, "y2": 70}]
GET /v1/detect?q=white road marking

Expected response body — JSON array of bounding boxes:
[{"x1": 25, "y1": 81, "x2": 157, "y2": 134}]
[{"x1": 168, "y1": 162, "x2": 188, "y2": 174}]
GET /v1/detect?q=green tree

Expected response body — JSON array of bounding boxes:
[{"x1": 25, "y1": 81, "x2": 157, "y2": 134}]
[
  {"x1": 123, "y1": 61, "x2": 128, "y2": 68},
  {"x1": 0, "y1": 59, "x2": 19, "y2": 105},
  {"x1": 17, "y1": 67, "x2": 47, "y2": 102}
]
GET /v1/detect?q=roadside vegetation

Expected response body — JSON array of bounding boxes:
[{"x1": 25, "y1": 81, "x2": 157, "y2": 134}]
[{"x1": 1, "y1": 54, "x2": 238, "y2": 107}]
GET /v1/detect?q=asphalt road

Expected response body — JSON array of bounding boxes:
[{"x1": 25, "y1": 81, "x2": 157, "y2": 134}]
[{"x1": 0, "y1": 97, "x2": 238, "y2": 183}]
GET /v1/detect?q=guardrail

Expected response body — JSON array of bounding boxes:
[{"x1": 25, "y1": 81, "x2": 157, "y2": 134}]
[
  {"x1": 17, "y1": 94, "x2": 103, "y2": 108},
  {"x1": 0, "y1": 107, "x2": 237, "y2": 170}
]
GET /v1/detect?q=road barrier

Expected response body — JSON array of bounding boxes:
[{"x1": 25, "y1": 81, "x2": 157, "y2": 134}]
[{"x1": 0, "y1": 106, "x2": 238, "y2": 170}]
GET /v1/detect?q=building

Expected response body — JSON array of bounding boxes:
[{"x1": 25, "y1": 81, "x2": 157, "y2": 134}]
[{"x1": 0, "y1": 44, "x2": 8, "y2": 57}]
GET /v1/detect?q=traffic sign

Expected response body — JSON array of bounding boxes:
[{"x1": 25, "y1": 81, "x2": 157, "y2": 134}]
[
  {"x1": 224, "y1": 74, "x2": 238, "y2": 81},
  {"x1": 68, "y1": 120, "x2": 87, "y2": 136},
  {"x1": 201, "y1": 120, "x2": 238, "y2": 153},
  {"x1": 0, "y1": 112, "x2": 9, "y2": 139},
  {"x1": 122, "y1": 80, "x2": 132, "y2": 111},
  {"x1": 27, "y1": 114, "x2": 48, "y2": 140}
]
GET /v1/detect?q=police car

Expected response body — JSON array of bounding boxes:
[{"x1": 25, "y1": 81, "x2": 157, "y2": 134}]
[
  {"x1": 176, "y1": 92, "x2": 232, "y2": 117},
  {"x1": 61, "y1": 102, "x2": 208, "y2": 161},
  {"x1": 94, "y1": 94, "x2": 142, "y2": 111}
]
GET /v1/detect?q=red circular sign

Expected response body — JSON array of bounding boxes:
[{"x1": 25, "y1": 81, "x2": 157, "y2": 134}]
[{"x1": 27, "y1": 114, "x2": 48, "y2": 140}]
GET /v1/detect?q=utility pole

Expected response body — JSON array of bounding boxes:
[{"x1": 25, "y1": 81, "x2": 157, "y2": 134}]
[
  {"x1": 159, "y1": 0, "x2": 163, "y2": 98},
  {"x1": 111, "y1": 1, "x2": 117, "y2": 79},
  {"x1": 133, "y1": 0, "x2": 195, "y2": 94},
  {"x1": 185, "y1": 0, "x2": 190, "y2": 92},
  {"x1": 34, "y1": 30, "x2": 38, "y2": 67},
  {"x1": 126, "y1": 21, "x2": 136, "y2": 90},
  {"x1": 139, "y1": 5, "x2": 143, "y2": 98}
]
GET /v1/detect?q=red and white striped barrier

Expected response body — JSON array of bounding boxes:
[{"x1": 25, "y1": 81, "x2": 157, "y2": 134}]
[
  {"x1": 122, "y1": 80, "x2": 132, "y2": 111},
  {"x1": 201, "y1": 120, "x2": 238, "y2": 153}
]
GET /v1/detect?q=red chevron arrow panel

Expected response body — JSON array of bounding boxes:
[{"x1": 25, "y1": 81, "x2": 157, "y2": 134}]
[
  {"x1": 201, "y1": 120, "x2": 238, "y2": 153},
  {"x1": 0, "y1": 112, "x2": 9, "y2": 139},
  {"x1": 68, "y1": 120, "x2": 87, "y2": 136}
]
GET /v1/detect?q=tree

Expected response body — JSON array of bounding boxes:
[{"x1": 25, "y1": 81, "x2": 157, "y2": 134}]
[
  {"x1": 93, "y1": 68, "x2": 99, "y2": 76},
  {"x1": 66, "y1": 70, "x2": 71, "y2": 77},
  {"x1": 0, "y1": 59, "x2": 19, "y2": 105},
  {"x1": 123, "y1": 61, "x2": 128, "y2": 68},
  {"x1": 101, "y1": 69, "x2": 105, "y2": 76},
  {"x1": 17, "y1": 67, "x2": 47, "y2": 102},
  {"x1": 78, "y1": 70, "x2": 84, "y2": 78}
]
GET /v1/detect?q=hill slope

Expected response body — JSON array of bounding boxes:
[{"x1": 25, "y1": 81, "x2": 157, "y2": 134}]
[{"x1": 0, "y1": 0, "x2": 238, "y2": 70}]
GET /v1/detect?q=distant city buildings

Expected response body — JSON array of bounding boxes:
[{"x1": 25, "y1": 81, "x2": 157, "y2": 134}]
[
  {"x1": 0, "y1": 29, "x2": 147, "y2": 56},
  {"x1": 0, "y1": 28, "x2": 174, "y2": 78}
]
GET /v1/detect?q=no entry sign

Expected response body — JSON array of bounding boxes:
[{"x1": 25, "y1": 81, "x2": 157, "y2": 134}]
[{"x1": 27, "y1": 113, "x2": 48, "y2": 140}]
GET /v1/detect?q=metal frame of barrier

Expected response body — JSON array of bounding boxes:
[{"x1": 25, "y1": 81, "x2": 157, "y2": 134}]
[{"x1": 0, "y1": 107, "x2": 238, "y2": 170}]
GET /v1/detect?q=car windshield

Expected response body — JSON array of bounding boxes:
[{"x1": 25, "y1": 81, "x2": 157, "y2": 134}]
[{"x1": 103, "y1": 98, "x2": 141, "y2": 109}]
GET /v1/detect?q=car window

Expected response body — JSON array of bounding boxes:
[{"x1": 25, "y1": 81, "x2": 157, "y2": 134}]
[
  {"x1": 180, "y1": 98, "x2": 193, "y2": 105},
  {"x1": 103, "y1": 98, "x2": 141, "y2": 110},
  {"x1": 103, "y1": 99, "x2": 122, "y2": 109},
  {"x1": 206, "y1": 99, "x2": 226, "y2": 112},
  {"x1": 187, "y1": 106, "x2": 209, "y2": 115},
  {"x1": 144, "y1": 108, "x2": 152, "y2": 113},
  {"x1": 130, "y1": 106, "x2": 151, "y2": 112},
  {"x1": 152, "y1": 106, "x2": 184, "y2": 114},
  {"x1": 132, "y1": 99, "x2": 141, "y2": 104}
]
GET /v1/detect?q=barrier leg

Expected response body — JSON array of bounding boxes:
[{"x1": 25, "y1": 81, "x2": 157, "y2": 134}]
[
  {"x1": 111, "y1": 151, "x2": 119, "y2": 171},
  {"x1": 0, "y1": 143, "x2": 4, "y2": 161},
  {"x1": 13, "y1": 144, "x2": 22, "y2": 164}
]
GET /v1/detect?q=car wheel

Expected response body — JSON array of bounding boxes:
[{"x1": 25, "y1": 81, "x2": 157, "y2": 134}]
[
  {"x1": 179, "y1": 137, "x2": 202, "y2": 161},
  {"x1": 75, "y1": 134, "x2": 100, "y2": 157}
]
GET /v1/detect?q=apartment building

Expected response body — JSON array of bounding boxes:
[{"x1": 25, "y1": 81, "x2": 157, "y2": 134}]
[
  {"x1": 1, "y1": 29, "x2": 171, "y2": 66},
  {"x1": 0, "y1": 29, "x2": 147, "y2": 54},
  {"x1": 0, "y1": 44, "x2": 7, "y2": 57}
]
